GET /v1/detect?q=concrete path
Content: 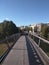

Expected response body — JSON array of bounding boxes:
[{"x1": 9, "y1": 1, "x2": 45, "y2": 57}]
[
  {"x1": 2, "y1": 35, "x2": 44, "y2": 65},
  {"x1": 2, "y1": 36, "x2": 29, "y2": 65}
]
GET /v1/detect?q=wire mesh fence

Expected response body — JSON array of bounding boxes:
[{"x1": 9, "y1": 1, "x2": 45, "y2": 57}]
[
  {"x1": 0, "y1": 33, "x2": 21, "y2": 63},
  {"x1": 29, "y1": 33, "x2": 49, "y2": 56}
]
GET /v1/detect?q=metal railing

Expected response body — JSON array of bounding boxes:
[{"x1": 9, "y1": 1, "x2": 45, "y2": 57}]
[
  {"x1": 29, "y1": 33, "x2": 49, "y2": 52},
  {"x1": 29, "y1": 33, "x2": 49, "y2": 65},
  {"x1": 0, "y1": 33, "x2": 21, "y2": 63}
]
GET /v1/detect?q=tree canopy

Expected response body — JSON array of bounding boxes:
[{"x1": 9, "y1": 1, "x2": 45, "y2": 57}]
[
  {"x1": 41, "y1": 25, "x2": 48, "y2": 39},
  {"x1": 34, "y1": 25, "x2": 38, "y2": 32},
  {"x1": 0, "y1": 20, "x2": 20, "y2": 40}
]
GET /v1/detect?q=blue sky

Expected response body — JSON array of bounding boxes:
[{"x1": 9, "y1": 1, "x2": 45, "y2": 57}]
[{"x1": 0, "y1": 0, "x2": 49, "y2": 26}]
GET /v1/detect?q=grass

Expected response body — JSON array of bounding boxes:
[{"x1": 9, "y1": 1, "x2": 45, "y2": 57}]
[
  {"x1": 0, "y1": 41, "x2": 13, "y2": 57},
  {"x1": 0, "y1": 43, "x2": 8, "y2": 56},
  {"x1": 40, "y1": 40, "x2": 49, "y2": 57},
  {"x1": 46, "y1": 52, "x2": 49, "y2": 56}
]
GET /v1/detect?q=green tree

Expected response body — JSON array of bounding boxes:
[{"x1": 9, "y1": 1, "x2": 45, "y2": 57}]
[
  {"x1": 0, "y1": 20, "x2": 20, "y2": 40},
  {"x1": 34, "y1": 25, "x2": 38, "y2": 32},
  {"x1": 41, "y1": 25, "x2": 48, "y2": 39}
]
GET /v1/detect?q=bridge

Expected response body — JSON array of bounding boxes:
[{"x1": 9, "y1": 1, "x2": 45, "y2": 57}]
[{"x1": 0, "y1": 34, "x2": 49, "y2": 65}]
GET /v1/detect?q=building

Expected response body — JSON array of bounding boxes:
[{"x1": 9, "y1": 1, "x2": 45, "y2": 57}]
[
  {"x1": 20, "y1": 26, "x2": 25, "y2": 30},
  {"x1": 29, "y1": 24, "x2": 36, "y2": 33},
  {"x1": 36, "y1": 23, "x2": 42, "y2": 32}
]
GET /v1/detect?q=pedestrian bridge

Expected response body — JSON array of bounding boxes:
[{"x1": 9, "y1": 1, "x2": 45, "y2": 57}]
[{"x1": 0, "y1": 35, "x2": 49, "y2": 65}]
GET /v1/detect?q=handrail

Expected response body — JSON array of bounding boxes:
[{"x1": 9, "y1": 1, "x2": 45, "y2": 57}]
[
  {"x1": 29, "y1": 33, "x2": 49, "y2": 44},
  {"x1": 28, "y1": 36, "x2": 49, "y2": 65},
  {"x1": 0, "y1": 33, "x2": 21, "y2": 63},
  {"x1": 0, "y1": 33, "x2": 21, "y2": 44}
]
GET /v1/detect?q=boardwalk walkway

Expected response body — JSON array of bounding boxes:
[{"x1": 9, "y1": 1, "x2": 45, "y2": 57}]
[{"x1": 2, "y1": 35, "x2": 44, "y2": 65}]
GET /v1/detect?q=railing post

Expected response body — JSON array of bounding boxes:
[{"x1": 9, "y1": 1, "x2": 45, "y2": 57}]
[
  {"x1": 33, "y1": 36, "x2": 34, "y2": 40},
  {"x1": 6, "y1": 36, "x2": 10, "y2": 49},
  {"x1": 38, "y1": 39, "x2": 40, "y2": 46}
]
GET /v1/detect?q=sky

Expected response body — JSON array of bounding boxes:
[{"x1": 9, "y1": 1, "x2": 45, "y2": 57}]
[{"x1": 0, "y1": 0, "x2": 49, "y2": 26}]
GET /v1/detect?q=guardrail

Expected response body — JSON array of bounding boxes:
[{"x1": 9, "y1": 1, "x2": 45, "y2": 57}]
[
  {"x1": 28, "y1": 33, "x2": 49, "y2": 65},
  {"x1": 0, "y1": 33, "x2": 21, "y2": 63}
]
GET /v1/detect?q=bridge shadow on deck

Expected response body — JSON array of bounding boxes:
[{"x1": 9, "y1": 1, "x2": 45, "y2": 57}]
[{"x1": 25, "y1": 36, "x2": 44, "y2": 65}]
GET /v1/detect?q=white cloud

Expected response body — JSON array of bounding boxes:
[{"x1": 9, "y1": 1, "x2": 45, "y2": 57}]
[
  {"x1": 5, "y1": 18, "x2": 10, "y2": 21},
  {"x1": 5, "y1": 18, "x2": 9, "y2": 20}
]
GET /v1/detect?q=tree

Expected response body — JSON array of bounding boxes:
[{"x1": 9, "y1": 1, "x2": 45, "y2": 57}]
[
  {"x1": 0, "y1": 20, "x2": 20, "y2": 40},
  {"x1": 41, "y1": 25, "x2": 48, "y2": 39},
  {"x1": 23, "y1": 26, "x2": 33, "y2": 32},
  {"x1": 47, "y1": 26, "x2": 49, "y2": 40},
  {"x1": 34, "y1": 25, "x2": 38, "y2": 32}
]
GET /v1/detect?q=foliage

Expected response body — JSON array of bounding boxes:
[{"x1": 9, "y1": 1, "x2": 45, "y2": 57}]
[
  {"x1": 0, "y1": 20, "x2": 20, "y2": 40},
  {"x1": 41, "y1": 25, "x2": 48, "y2": 39},
  {"x1": 23, "y1": 26, "x2": 33, "y2": 32},
  {"x1": 34, "y1": 25, "x2": 38, "y2": 32}
]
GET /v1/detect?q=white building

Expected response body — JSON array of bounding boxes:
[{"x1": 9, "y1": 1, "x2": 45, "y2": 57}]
[
  {"x1": 29, "y1": 24, "x2": 36, "y2": 33},
  {"x1": 36, "y1": 23, "x2": 42, "y2": 32},
  {"x1": 29, "y1": 23, "x2": 43, "y2": 33},
  {"x1": 20, "y1": 26, "x2": 25, "y2": 30}
]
